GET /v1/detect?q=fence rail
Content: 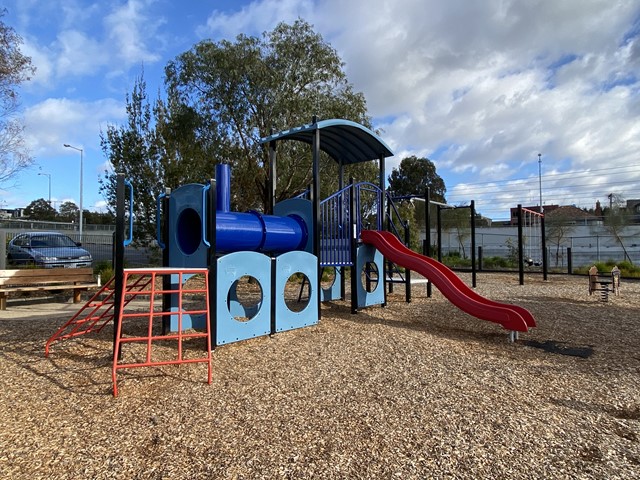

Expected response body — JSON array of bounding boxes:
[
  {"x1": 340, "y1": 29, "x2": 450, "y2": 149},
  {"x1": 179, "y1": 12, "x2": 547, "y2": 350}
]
[{"x1": 1, "y1": 230, "x2": 156, "y2": 270}]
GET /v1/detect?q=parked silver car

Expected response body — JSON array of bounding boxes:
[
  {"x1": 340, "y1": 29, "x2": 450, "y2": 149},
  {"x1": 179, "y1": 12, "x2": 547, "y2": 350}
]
[{"x1": 7, "y1": 232, "x2": 93, "y2": 268}]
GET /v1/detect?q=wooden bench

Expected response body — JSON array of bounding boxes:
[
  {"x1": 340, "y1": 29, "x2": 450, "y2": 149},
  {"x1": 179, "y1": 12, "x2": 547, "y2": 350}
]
[{"x1": 0, "y1": 268, "x2": 101, "y2": 310}]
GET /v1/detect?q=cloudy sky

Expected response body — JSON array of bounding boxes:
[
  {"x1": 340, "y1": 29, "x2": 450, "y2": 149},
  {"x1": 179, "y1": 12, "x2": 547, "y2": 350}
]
[{"x1": 2, "y1": 0, "x2": 639, "y2": 219}]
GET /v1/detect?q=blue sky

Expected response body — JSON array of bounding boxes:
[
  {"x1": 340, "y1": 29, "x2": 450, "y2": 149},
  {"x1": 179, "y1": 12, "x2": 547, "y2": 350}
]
[{"x1": 2, "y1": 0, "x2": 639, "y2": 220}]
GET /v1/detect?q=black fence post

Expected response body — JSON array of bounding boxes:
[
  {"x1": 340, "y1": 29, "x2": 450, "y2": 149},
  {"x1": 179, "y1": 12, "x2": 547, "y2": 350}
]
[
  {"x1": 470, "y1": 200, "x2": 476, "y2": 288},
  {"x1": 517, "y1": 204, "x2": 524, "y2": 286},
  {"x1": 424, "y1": 188, "x2": 432, "y2": 298},
  {"x1": 404, "y1": 221, "x2": 411, "y2": 303},
  {"x1": 567, "y1": 247, "x2": 572, "y2": 275}
]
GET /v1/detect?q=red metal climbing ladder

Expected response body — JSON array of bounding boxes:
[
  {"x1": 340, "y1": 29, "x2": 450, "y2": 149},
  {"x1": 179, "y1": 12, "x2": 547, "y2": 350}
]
[
  {"x1": 112, "y1": 268, "x2": 212, "y2": 397},
  {"x1": 44, "y1": 274, "x2": 153, "y2": 356}
]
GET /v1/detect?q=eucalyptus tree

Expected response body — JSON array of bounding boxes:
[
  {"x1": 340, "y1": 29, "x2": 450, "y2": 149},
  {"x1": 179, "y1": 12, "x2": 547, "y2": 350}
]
[
  {"x1": 164, "y1": 19, "x2": 377, "y2": 211},
  {"x1": 101, "y1": 20, "x2": 378, "y2": 243}
]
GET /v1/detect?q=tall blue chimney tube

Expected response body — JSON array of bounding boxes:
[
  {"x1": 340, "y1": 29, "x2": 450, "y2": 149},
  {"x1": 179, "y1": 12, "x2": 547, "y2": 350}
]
[{"x1": 216, "y1": 163, "x2": 231, "y2": 213}]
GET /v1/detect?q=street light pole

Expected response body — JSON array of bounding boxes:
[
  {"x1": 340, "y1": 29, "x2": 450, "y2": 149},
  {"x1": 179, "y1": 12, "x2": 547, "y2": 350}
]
[
  {"x1": 63, "y1": 144, "x2": 84, "y2": 240},
  {"x1": 38, "y1": 172, "x2": 51, "y2": 205}
]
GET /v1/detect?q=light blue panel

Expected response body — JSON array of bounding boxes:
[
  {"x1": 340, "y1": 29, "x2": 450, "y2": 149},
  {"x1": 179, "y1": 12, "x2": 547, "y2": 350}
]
[
  {"x1": 275, "y1": 251, "x2": 319, "y2": 332},
  {"x1": 169, "y1": 307, "x2": 207, "y2": 331},
  {"x1": 216, "y1": 251, "x2": 271, "y2": 345},
  {"x1": 321, "y1": 266, "x2": 342, "y2": 301},
  {"x1": 168, "y1": 272, "x2": 201, "y2": 331},
  {"x1": 356, "y1": 244, "x2": 385, "y2": 308}
]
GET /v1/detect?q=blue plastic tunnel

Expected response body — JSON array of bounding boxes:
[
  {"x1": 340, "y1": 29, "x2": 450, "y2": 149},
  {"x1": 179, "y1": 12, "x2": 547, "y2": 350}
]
[
  {"x1": 216, "y1": 210, "x2": 307, "y2": 253},
  {"x1": 214, "y1": 163, "x2": 307, "y2": 253}
]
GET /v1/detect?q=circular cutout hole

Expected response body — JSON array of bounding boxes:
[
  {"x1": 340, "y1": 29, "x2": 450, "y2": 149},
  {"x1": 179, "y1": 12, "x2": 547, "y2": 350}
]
[
  {"x1": 284, "y1": 273, "x2": 310, "y2": 312},
  {"x1": 227, "y1": 275, "x2": 262, "y2": 322},
  {"x1": 361, "y1": 261, "x2": 379, "y2": 293},
  {"x1": 176, "y1": 207, "x2": 202, "y2": 255}
]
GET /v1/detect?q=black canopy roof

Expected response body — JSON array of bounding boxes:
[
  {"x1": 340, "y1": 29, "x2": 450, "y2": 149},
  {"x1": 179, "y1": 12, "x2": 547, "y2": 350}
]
[{"x1": 260, "y1": 119, "x2": 394, "y2": 165}]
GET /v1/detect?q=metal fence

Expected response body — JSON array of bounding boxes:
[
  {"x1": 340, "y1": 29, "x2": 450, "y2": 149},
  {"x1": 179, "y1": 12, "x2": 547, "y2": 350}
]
[
  {"x1": 436, "y1": 227, "x2": 640, "y2": 269},
  {"x1": 1, "y1": 229, "x2": 157, "y2": 270}
]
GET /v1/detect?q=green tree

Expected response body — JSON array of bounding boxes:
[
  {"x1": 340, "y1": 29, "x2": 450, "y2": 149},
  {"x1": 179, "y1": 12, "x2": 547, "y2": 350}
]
[
  {"x1": 0, "y1": 9, "x2": 35, "y2": 187},
  {"x1": 101, "y1": 20, "x2": 378, "y2": 245},
  {"x1": 387, "y1": 156, "x2": 446, "y2": 202},
  {"x1": 58, "y1": 201, "x2": 79, "y2": 223},
  {"x1": 387, "y1": 155, "x2": 447, "y2": 235},
  {"x1": 545, "y1": 210, "x2": 576, "y2": 267},
  {"x1": 24, "y1": 198, "x2": 57, "y2": 221},
  {"x1": 83, "y1": 210, "x2": 116, "y2": 225},
  {"x1": 100, "y1": 75, "x2": 163, "y2": 242},
  {"x1": 603, "y1": 193, "x2": 633, "y2": 264},
  {"x1": 442, "y1": 207, "x2": 471, "y2": 258},
  {"x1": 164, "y1": 19, "x2": 377, "y2": 211}
]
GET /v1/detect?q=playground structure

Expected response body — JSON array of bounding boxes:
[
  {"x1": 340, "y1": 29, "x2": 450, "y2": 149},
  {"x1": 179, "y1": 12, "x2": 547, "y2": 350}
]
[{"x1": 45, "y1": 118, "x2": 536, "y2": 395}]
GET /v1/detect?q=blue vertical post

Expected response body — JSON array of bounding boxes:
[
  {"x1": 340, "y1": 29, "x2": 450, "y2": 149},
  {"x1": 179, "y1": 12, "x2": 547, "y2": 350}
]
[{"x1": 215, "y1": 164, "x2": 231, "y2": 213}]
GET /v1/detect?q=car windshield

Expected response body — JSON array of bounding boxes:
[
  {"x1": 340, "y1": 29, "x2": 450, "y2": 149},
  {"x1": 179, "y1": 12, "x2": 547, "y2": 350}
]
[{"x1": 30, "y1": 235, "x2": 78, "y2": 248}]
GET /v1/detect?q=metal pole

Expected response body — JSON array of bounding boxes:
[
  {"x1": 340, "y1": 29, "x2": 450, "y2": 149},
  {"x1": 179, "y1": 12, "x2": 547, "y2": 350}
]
[
  {"x1": 424, "y1": 188, "x2": 432, "y2": 297},
  {"x1": 517, "y1": 204, "x2": 524, "y2": 285},
  {"x1": 38, "y1": 173, "x2": 51, "y2": 205},
  {"x1": 64, "y1": 144, "x2": 84, "y2": 241},
  {"x1": 470, "y1": 200, "x2": 476, "y2": 288},
  {"x1": 538, "y1": 153, "x2": 542, "y2": 211}
]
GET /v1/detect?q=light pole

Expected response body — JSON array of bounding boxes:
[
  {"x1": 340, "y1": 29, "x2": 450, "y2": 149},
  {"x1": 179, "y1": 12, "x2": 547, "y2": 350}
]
[
  {"x1": 63, "y1": 144, "x2": 84, "y2": 240},
  {"x1": 38, "y1": 172, "x2": 52, "y2": 205},
  {"x1": 538, "y1": 153, "x2": 542, "y2": 214}
]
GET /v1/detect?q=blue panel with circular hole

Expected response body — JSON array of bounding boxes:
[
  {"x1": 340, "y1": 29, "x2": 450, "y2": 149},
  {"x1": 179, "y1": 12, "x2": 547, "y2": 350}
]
[
  {"x1": 275, "y1": 251, "x2": 318, "y2": 332},
  {"x1": 216, "y1": 251, "x2": 271, "y2": 345},
  {"x1": 321, "y1": 266, "x2": 342, "y2": 301},
  {"x1": 168, "y1": 183, "x2": 207, "y2": 268},
  {"x1": 356, "y1": 244, "x2": 384, "y2": 308}
]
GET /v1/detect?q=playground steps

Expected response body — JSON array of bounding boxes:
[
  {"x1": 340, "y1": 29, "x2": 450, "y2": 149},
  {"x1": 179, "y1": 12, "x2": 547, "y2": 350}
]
[
  {"x1": 112, "y1": 268, "x2": 212, "y2": 397},
  {"x1": 44, "y1": 274, "x2": 153, "y2": 356}
]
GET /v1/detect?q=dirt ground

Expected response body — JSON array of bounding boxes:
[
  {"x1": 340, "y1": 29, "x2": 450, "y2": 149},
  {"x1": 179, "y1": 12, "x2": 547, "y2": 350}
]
[{"x1": 0, "y1": 272, "x2": 638, "y2": 479}]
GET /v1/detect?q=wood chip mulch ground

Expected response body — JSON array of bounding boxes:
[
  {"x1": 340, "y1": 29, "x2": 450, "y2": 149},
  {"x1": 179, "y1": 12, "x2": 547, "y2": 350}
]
[{"x1": 0, "y1": 273, "x2": 639, "y2": 479}]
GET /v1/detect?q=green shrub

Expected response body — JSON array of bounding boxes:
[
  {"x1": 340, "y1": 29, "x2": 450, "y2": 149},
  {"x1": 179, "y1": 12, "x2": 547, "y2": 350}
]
[
  {"x1": 574, "y1": 260, "x2": 640, "y2": 278},
  {"x1": 93, "y1": 260, "x2": 114, "y2": 283}
]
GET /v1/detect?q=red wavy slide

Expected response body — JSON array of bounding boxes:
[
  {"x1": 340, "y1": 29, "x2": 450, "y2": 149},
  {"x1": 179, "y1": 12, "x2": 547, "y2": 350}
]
[{"x1": 361, "y1": 230, "x2": 536, "y2": 333}]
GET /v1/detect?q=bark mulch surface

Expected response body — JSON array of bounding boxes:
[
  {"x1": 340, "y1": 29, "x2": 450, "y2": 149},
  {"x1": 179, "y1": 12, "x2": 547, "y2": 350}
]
[{"x1": 0, "y1": 273, "x2": 638, "y2": 479}]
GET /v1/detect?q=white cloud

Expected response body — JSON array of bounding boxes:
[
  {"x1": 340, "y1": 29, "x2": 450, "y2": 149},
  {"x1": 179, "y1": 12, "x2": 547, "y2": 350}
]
[
  {"x1": 104, "y1": 0, "x2": 164, "y2": 65},
  {"x1": 197, "y1": 0, "x2": 314, "y2": 39},
  {"x1": 55, "y1": 29, "x2": 108, "y2": 77},
  {"x1": 23, "y1": 97, "x2": 125, "y2": 156}
]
